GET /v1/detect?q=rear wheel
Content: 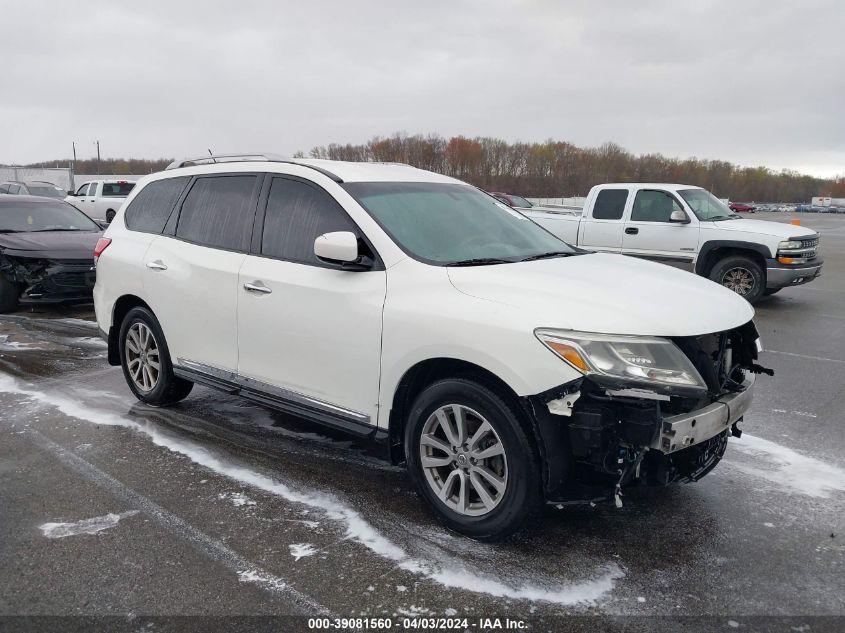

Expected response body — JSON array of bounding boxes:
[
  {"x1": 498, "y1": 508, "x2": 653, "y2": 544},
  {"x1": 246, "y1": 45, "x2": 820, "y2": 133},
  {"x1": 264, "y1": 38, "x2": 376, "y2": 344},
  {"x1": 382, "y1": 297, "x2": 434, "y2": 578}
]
[
  {"x1": 119, "y1": 307, "x2": 193, "y2": 405},
  {"x1": 709, "y1": 255, "x2": 765, "y2": 304},
  {"x1": 0, "y1": 276, "x2": 20, "y2": 313},
  {"x1": 404, "y1": 378, "x2": 543, "y2": 540},
  {"x1": 105, "y1": 209, "x2": 116, "y2": 223}
]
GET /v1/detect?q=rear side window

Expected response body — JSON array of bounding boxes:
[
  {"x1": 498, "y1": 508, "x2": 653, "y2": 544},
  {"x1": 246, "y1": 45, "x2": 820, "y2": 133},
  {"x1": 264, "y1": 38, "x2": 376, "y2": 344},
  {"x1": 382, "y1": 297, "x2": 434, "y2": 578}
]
[
  {"x1": 176, "y1": 175, "x2": 257, "y2": 251},
  {"x1": 261, "y1": 177, "x2": 357, "y2": 265},
  {"x1": 631, "y1": 190, "x2": 684, "y2": 222},
  {"x1": 125, "y1": 177, "x2": 189, "y2": 234},
  {"x1": 592, "y1": 189, "x2": 628, "y2": 220}
]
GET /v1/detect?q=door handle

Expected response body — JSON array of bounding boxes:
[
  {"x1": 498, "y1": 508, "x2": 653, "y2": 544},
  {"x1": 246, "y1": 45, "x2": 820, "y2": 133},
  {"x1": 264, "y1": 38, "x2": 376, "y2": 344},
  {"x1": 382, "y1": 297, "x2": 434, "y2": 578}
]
[
  {"x1": 146, "y1": 260, "x2": 168, "y2": 271},
  {"x1": 625, "y1": 227, "x2": 639, "y2": 235},
  {"x1": 244, "y1": 281, "x2": 272, "y2": 294}
]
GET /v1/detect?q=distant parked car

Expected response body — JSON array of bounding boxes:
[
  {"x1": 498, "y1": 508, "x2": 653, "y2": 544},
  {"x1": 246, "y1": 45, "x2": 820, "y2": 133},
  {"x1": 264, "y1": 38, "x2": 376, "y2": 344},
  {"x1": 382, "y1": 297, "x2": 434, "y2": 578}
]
[
  {"x1": 0, "y1": 180, "x2": 67, "y2": 199},
  {"x1": 0, "y1": 196, "x2": 101, "y2": 313},
  {"x1": 66, "y1": 179, "x2": 136, "y2": 224},
  {"x1": 490, "y1": 192, "x2": 535, "y2": 209},
  {"x1": 729, "y1": 202, "x2": 756, "y2": 213}
]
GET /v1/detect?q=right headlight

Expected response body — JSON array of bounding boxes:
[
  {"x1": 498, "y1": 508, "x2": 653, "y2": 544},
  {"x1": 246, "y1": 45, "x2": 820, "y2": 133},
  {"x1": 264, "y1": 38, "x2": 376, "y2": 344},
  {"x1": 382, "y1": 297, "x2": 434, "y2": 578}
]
[{"x1": 535, "y1": 329, "x2": 707, "y2": 393}]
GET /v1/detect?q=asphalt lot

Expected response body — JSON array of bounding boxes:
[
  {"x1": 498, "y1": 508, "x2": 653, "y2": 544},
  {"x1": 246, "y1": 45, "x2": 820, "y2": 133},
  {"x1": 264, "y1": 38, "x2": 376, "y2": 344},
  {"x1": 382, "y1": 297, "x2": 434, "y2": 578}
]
[{"x1": 1, "y1": 211, "x2": 844, "y2": 632}]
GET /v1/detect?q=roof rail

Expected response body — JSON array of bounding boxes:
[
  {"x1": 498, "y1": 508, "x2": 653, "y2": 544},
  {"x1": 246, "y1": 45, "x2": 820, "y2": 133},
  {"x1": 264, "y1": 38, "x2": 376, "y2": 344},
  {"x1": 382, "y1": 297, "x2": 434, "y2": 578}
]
[{"x1": 165, "y1": 153, "x2": 343, "y2": 182}]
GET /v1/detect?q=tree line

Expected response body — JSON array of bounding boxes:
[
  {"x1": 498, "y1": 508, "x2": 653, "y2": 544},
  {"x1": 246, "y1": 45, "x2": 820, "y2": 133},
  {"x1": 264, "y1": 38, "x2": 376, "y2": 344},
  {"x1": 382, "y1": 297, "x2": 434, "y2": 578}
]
[
  {"x1": 303, "y1": 133, "x2": 842, "y2": 202},
  {"x1": 28, "y1": 135, "x2": 843, "y2": 201}
]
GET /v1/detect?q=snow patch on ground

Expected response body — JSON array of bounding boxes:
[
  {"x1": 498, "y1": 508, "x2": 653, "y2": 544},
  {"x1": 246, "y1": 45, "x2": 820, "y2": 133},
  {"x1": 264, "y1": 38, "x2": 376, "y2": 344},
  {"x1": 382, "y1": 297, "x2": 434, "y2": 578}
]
[
  {"x1": 218, "y1": 492, "x2": 256, "y2": 507},
  {"x1": 2, "y1": 373, "x2": 624, "y2": 606},
  {"x1": 289, "y1": 543, "x2": 317, "y2": 560},
  {"x1": 237, "y1": 569, "x2": 288, "y2": 592},
  {"x1": 728, "y1": 433, "x2": 845, "y2": 498},
  {"x1": 39, "y1": 511, "x2": 138, "y2": 538},
  {"x1": 0, "y1": 335, "x2": 37, "y2": 351}
]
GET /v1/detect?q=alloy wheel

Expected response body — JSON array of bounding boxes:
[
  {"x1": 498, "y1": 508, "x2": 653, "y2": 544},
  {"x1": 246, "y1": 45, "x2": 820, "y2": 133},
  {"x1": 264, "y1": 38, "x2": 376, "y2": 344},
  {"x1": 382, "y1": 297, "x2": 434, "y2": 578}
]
[
  {"x1": 125, "y1": 322, "x2": 160, "y2": 392},
  {"x1": 722, "y1": 267, "x2": 755, "y2": 295},
  {"x1": 419, "y1": 404, "x2": 508, "y2": 516}
]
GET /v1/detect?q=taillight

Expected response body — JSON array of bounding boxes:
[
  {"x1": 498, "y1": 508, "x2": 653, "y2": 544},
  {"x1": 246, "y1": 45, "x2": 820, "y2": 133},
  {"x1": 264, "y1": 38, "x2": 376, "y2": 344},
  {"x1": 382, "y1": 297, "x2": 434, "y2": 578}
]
[{"x1": 93, "y1": 237, "x2": 112, "y2": 264}]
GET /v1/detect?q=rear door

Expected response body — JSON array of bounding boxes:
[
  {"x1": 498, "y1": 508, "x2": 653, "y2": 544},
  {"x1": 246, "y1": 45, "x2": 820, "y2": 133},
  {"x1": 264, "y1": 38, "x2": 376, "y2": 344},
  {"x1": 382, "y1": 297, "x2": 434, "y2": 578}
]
[
  {"x1": 236, "y1": 174, "x2": 386, "y2": 431},
  {"x1": 142, "y1": 173, "x2": 262, "y2": 374},
  {"x1": 577, "y1": 187, "x2": 629, "y2": 252},
  {"x1": 621, "y1": 189, "x2": 699, "y2": 270}
]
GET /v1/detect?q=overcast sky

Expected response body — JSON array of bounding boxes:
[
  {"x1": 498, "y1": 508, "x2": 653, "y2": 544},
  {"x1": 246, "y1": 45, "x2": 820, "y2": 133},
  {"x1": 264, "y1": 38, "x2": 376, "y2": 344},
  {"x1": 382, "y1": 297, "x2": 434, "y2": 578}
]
[{"x1": 2, "y1": 0, "x2": 843, "y2": 177}]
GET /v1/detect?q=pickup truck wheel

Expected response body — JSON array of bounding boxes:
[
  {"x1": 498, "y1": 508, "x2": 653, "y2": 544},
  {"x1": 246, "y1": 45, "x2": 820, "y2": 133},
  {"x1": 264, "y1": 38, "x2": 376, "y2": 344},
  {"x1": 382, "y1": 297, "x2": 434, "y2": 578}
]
[
  {"x1": 709, "y1": 256, "x2": 765, "y2": 303},
  {"x1": 404, "y1": 378, "x2": 542, "y2": 541},
  {"x1": 0, "y1": 276, "x2": 20, "y2": 313},
  {"x1": 119, "y1": 307, "x2": 193, "y2": 406},
  {"x1": 106, "y1": 209, "x2": 116, "y2": 223}
]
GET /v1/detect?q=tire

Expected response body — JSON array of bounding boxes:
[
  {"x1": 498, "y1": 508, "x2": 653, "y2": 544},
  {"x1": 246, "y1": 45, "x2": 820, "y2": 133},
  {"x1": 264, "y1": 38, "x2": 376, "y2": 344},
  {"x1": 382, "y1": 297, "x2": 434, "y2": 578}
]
[
  {"x1": 0, "y1": 276, "x2": 20, "y2": 314},
  {"x1": 105, "y1": 209, "x2": 116, "y2": 223},
  {"x1": 404, "y1": 378, "x2": 543, "y2": 540},
  {"x1": 118, "y1": 306, "x2": 193, "y2": 406},
  {"x1": 709, "y1": 255, "x2": 765, "y2": 304},
  {"x1": 763, "y1": 288, "x2": 781, "y2": 296}
]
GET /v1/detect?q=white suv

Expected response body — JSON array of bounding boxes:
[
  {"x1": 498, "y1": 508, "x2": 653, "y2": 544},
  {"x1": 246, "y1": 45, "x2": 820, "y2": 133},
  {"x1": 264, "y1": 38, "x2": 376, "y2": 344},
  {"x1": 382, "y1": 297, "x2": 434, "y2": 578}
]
[{"x1": 94, "y1": 153, "x2": 767, "y2": 539}]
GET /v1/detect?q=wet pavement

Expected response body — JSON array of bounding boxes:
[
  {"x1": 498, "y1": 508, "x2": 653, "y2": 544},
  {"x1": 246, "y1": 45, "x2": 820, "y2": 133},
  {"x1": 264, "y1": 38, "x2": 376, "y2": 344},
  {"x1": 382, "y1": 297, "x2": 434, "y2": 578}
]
[{"x1": 1, "y1": 212, "x2": 844, "y2": 632}]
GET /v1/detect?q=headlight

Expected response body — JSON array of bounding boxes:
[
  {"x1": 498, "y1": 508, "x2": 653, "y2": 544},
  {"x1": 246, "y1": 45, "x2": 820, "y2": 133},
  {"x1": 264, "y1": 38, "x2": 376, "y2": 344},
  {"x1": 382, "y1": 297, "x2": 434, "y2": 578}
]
[
  {"x1": 778, "y1": 240, "x2": 802, "y2": 250},
  {"x1": 535, "y1": 329, "x2": 707, "y2": 393}
]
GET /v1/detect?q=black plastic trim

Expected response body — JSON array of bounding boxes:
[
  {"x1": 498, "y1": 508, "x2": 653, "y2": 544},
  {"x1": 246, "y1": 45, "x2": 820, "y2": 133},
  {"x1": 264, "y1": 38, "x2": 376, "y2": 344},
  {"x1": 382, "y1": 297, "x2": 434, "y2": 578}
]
[{"x1": 695, "y1": 240, "x2": 774, "y2": 274}]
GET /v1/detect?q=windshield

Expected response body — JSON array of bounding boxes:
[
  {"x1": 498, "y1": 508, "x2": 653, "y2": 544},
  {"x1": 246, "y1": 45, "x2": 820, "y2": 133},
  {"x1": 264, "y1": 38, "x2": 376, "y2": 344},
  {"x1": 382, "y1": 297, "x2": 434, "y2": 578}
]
[
  {"x1": 101, "y1": 182, "x2": 136, "y2": 197},
  {"x1": 0, "y1": 199, "x2": 100, "y2": 232},
  {"x1": 678, "y1": 188, "x2": 737, "y2": 220},
  {"x1": 507, "y1": 195, "x2": 533, "y2": 208},
  {"x1": 343, "y1": 182, "x2": 576, "y2": 264},
  {"x1": 26, "y1": 184, "x2": 66, "y2": 199}
]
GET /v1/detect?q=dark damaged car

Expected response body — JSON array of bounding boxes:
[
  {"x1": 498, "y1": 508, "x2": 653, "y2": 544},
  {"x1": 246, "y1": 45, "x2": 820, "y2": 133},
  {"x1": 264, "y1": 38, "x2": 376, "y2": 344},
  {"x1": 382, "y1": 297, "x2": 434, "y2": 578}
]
[{"x1": 0, "y1": 195, "x2": 101, "y2": 313}]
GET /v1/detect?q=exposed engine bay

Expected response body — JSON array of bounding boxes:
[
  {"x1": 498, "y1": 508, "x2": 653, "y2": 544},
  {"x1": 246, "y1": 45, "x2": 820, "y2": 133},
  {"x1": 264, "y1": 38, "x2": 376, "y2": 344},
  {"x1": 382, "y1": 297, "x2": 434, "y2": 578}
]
[
  {"x1": 527, "y1": 321, "x2": 772, "y2": 506},
  {"x1": 0, "y1": 252, "x2": 96, "y2": 306}
]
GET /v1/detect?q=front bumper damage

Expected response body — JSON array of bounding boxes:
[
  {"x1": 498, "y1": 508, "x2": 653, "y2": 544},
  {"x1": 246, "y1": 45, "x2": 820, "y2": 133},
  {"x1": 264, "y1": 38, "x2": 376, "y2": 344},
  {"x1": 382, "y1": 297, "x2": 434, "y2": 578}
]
[
  {"x1": 523, "y1": 321, "x2": 768, "y2": 506},
  {"x1": 0, "y1": 254, "x2": 96, "y2": 305}
]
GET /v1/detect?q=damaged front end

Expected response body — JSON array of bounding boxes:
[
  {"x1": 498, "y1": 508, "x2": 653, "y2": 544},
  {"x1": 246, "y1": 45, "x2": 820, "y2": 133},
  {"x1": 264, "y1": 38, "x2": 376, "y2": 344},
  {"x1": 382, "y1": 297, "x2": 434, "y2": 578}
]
[
  {"x1": 525, "y1": 321, "x2": 771, "y2": 506},
  {"x1": 0, "y1": 252, "x2": 96, "y2": 305}
]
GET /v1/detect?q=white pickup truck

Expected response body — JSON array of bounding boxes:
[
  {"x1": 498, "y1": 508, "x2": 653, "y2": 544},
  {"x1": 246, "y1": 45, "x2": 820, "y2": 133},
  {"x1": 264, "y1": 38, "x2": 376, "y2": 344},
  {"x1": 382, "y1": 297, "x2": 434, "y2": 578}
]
[
  {"x1": 522, "y1": 183, "x2": 823, "y2": 303},
  {"x1": 66, "y1": 180, "x2": 137, "y2": 224}
]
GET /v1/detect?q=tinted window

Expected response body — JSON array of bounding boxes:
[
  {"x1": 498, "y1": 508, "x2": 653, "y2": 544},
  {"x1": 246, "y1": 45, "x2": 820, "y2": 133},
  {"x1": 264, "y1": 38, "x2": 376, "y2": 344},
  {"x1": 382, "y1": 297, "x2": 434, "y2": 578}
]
[
  {"x1": 631, "y1": 190, "x2": 683, "y2": 222},
  {"x1": 592, "y1": 189, "x2": 628, "y2": 220},
  {"x1": 26, "y1": 184, "x2": 66, "y2": 198},
  {"x1": 176, "y1": 175, "x2": 257, "y2": 251},
  {"x1": 261, "y1": 177, "x2": 357, "y2": 264},
  {"x1": 125, "y1": 177, "x2": 189, "y2": 234},
  {"x1": 102, "y1": 182, "x2": 136, "y2": 197}
]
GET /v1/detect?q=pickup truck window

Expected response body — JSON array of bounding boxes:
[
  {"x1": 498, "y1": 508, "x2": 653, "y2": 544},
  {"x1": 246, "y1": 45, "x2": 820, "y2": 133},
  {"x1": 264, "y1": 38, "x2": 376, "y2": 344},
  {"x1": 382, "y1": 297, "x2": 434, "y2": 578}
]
[
  {"x1": 102, "y1": 182, "x2": 136, "y2": 197},
  {"x1": 678, "y1": 188, "x2": 737, "y2": 221},
  {"x1": 593, "y1": 189, "x2": 628, "y2": 220},
  {"x1": 631, "y1": 190, "x2": 683, "y2": 223},
  {"x1": 344, "y1": 181, "x2": 574, "y2": 265},
  {"x1": 75, "y1": 183, "x2": 90, "y2": 196}
]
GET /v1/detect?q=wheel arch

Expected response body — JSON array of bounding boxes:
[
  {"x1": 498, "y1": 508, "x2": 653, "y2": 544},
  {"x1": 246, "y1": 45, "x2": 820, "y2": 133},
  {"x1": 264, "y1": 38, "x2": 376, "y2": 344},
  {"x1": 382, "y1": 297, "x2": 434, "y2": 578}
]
[
  {"x1": 695, "y1": 240, "x2": 771, "y2": 277},
  {"x1": 107, "y1": 294, "x2": 153, "y2": 365}
]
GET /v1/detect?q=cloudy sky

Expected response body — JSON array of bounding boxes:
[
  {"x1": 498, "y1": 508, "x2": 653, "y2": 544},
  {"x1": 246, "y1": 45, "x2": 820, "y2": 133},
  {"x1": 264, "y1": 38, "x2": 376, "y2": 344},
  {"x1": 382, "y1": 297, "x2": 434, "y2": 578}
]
[{"x1": 2, "y1": 0, "x2": 843, "y2": 177}]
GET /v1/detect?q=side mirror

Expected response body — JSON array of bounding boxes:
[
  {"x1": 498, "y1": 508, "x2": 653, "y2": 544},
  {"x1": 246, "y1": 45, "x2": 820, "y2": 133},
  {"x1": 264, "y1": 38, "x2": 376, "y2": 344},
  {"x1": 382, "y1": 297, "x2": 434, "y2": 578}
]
[
  {"x1": 670, "y1": 210, "x2": 690, "y2": 223},
  {"x1": 314, "y1": 231, "x2": 371, "y2": 269}
]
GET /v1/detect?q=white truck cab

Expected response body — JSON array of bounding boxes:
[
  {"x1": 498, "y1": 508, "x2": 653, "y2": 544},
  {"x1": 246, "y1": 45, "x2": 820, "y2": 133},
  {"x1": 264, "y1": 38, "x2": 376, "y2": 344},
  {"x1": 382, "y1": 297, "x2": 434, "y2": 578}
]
[
  {"x1": 523, "y1": 183, "x2": 823, "y2": 303},
  {"x1": 67, "y1": 180, "x2": 137, "y2": 224}
]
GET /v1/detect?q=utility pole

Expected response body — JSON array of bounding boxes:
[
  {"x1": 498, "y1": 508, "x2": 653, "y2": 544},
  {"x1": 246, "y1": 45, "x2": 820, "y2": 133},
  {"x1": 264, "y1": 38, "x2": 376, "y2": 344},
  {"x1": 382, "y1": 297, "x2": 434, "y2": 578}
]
[
  {"x1": 71, "y1": 142, "x2": 77, "y2": 191},
  {"x1": 95, "y1": 140, "x2": 101, "y2": 175}
]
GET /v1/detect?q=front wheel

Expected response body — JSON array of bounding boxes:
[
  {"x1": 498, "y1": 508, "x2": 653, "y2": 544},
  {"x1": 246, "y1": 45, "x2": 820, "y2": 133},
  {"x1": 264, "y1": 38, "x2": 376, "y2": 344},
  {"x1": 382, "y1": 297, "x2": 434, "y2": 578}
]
[
  {"x1": 763, "y1": 288, "x2": 781, "y2": 296},
  {"x1": 119, "y1": 307, "x2": 193, "y2": 406},
  {"x1": 105, "y1": 209, "x2": 116, "y2": 223},
  {"x1": 0, "y1": 276, "x2": 20, "y2": 313},
  {"x1": 709, "y1": 255, "x2": 765, "y2": 304},
  {"x1": 404, "y1": 378, "x2": 543, "y2": 540}
]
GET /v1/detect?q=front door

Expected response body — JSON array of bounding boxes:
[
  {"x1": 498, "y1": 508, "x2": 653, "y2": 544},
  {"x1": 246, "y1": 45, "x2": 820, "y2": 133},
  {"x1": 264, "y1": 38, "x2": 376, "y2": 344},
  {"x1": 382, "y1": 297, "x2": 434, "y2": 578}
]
[
  {"x1": 621, "y1": 189, "x2": 699, "y2": 270},
  {"x1": 237, "y1": 175, "x2": 386, "y2": 431}
]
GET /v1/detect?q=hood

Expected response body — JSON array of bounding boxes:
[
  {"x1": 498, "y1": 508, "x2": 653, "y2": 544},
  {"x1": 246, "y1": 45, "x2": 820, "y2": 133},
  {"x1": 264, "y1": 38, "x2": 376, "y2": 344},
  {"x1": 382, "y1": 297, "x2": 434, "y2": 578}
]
[
  {"x1": 0, "y1": 230, "x2": 100, "y2": 260},
  {"x1": 447, "y1": 253, "x2": 754, "y2": 337},
  {"x1": 702, "y1": 218, "x2": 816, "y2": 239}
]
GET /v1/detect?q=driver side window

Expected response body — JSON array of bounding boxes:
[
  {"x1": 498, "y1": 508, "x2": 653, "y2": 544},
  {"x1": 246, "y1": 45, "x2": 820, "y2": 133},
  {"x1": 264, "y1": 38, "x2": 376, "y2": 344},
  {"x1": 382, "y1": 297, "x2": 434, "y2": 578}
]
[
  {"x1": 631, "y1": 190, "x2": 683, "y2": 223},
  {"x1": 76, "y1": 183, "x2": 91, "y2": 196}
]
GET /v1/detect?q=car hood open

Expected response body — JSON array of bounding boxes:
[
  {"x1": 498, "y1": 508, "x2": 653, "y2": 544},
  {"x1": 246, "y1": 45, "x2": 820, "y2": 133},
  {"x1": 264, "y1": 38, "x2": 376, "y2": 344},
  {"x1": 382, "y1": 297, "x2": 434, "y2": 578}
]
[{"x1": 447, "y1": 253, "x2": 754, "y2": 337}]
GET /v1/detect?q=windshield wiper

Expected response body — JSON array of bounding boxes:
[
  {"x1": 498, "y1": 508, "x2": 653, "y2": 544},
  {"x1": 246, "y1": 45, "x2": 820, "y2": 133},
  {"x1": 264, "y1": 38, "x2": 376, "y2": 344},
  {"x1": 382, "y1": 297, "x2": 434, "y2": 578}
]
[
  {"x1": 710, "y1": 215, "x2": 740, "y2": 221},
  {"x1": 0, "y1": 229, "x2": 25, "y2": 233},
  {"x1": 29, "y1": 228, "x2": 82, "y2": 232},
  {"x1": 518, "y1": 251, "x2": 573, "y2": 262},
  {"x1": 445, "y1": 257, "x2": 513, "y2": 267}
]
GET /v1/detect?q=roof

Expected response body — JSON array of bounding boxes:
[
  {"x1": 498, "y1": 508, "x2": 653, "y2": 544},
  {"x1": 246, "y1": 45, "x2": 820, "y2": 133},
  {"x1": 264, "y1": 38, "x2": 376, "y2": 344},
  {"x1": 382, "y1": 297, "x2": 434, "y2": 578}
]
[
  {"x1": 597, "y1": 183, "x2": 703, "y2": 191},
  {"x1": 163, "y1": 154, "x2": 462, "y2": 185},
  {"x1": 0, "y1": 194, "x2": 71, "y2": 206},
  {"x1": 1, "y1": 180, "x2": 61, "y2": 186}
]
